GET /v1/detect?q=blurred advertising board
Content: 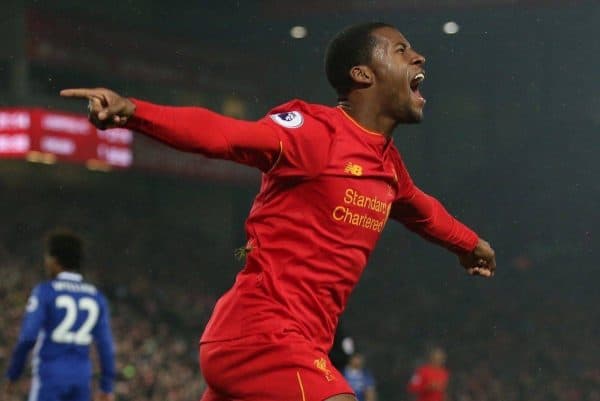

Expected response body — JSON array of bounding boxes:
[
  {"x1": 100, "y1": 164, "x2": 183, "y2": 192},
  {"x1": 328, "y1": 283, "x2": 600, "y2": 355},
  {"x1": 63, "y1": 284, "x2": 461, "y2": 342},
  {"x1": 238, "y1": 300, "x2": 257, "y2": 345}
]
[{"x1": 0, "y1": 108, "x2": 132, "y2": 169}]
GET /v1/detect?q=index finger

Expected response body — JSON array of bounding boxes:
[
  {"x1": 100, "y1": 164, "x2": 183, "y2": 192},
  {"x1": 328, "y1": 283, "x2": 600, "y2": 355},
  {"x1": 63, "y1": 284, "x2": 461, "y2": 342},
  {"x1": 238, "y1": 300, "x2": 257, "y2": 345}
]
[{"x1": 60, "y1": 88, "x2": 103, "y2": 100}]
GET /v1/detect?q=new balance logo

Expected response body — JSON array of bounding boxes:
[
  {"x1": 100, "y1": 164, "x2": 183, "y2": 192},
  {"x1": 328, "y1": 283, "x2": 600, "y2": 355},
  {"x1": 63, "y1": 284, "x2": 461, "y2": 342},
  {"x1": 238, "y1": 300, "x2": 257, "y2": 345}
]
[{"x1": 344, "y1": 162, "x2": 363, "y2": 176}]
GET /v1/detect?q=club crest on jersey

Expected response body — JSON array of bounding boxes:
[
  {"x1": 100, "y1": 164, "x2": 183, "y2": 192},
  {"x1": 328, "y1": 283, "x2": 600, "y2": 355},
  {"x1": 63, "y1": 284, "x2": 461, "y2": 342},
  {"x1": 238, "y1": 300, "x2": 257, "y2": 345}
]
[
  {"x1": 26, "y1": 295, "x2": 39, "y2": 312},
  {"x1": 314, "y1": 357, "x2": 335, "y2": 382},
  {"x1": 270, "y1": 111, "x2": 304, "y2": 128}
]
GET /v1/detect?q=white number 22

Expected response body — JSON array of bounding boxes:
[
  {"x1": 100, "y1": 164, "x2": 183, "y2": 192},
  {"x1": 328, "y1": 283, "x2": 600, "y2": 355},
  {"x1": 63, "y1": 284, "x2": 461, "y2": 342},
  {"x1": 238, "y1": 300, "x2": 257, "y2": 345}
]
[{"x1": 51, "y1": 295, "x2": 99, "y2": 345}]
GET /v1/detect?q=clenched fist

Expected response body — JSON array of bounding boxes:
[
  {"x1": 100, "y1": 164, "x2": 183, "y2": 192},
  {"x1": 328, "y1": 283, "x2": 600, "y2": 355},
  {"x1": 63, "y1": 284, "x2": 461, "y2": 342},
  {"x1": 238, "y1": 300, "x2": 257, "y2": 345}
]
[{"x1": 458, "y1": 238, "x2": 496, "y2": 277}]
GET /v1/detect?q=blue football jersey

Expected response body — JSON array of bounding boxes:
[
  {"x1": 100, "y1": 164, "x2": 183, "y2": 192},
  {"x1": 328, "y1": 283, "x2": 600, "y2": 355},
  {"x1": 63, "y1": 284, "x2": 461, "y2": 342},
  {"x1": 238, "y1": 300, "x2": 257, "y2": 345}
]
[
  {"x1": 344, "y1": 367, "x2": 376, "y2": 401},
  {"x1": 6, "y1": 272, "x2": 115, "y2": 396}
]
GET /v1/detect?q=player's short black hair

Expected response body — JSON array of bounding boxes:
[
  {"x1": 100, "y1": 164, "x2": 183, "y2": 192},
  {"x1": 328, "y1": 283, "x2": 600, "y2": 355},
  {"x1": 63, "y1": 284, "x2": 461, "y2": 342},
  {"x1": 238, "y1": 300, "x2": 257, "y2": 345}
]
[
  {"x1": 45, "y1": 229, "x2": 83, "y2": 271},
  {"x1": 325, "y1": 22, "x2": 395, "y2": 96}
]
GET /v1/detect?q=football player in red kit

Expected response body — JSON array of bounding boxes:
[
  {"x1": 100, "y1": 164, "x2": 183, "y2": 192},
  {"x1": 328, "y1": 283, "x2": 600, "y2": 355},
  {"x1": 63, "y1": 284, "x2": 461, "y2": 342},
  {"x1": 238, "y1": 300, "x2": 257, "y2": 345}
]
[
  {"x1": 61, "y1": 22, "x2": 495, "y2": 401},
  {"x1": 408, "y1": 348, "x2": 450, "y2": 401}
]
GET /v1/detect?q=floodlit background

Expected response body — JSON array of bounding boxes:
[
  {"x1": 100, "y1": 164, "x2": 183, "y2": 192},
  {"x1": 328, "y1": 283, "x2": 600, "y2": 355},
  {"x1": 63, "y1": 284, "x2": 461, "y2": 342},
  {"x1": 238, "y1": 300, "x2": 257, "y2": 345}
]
[{"x1": 1, "y1": 1, "x2": 598, "y2": 400}]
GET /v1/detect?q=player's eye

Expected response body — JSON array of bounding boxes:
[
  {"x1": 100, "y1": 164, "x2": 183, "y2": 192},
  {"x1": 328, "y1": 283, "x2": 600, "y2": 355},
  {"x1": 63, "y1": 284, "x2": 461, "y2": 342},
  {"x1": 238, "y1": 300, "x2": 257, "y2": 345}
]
[{"x1": 396, "y1": 46, "x2": 406, "y2": 54}]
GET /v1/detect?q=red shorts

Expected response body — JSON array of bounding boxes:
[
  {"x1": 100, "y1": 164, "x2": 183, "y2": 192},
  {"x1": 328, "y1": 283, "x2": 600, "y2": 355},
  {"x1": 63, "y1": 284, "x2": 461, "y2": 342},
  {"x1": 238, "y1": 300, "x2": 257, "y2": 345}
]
[{"x1": 199, "y1": 333, "x2": 354, "y2": 401}]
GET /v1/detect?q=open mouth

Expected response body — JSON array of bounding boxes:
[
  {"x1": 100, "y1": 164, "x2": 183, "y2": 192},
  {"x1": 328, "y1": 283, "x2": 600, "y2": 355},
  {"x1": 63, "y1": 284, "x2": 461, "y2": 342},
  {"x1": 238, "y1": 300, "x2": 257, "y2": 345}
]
[{"x1": 410, "y1": 72, "x2": 425, "y2": 101}]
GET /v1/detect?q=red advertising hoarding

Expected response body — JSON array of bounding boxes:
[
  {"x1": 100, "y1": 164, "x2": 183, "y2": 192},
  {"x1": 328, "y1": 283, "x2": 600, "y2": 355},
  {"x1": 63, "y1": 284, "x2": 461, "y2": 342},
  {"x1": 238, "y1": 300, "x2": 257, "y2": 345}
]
[{"x1": 0, "y1": 108, "x2": 132, "y2": 169}]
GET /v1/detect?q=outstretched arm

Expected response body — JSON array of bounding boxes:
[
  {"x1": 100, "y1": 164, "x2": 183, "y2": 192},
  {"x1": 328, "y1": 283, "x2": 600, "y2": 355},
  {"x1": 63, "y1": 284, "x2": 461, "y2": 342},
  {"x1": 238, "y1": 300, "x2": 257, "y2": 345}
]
[
  {"x1": 60, "y1": 88, "x2": 281, "y2": 171},
  {"x1": 391, "y1": 187, "x2": 496, "y2": 277}
]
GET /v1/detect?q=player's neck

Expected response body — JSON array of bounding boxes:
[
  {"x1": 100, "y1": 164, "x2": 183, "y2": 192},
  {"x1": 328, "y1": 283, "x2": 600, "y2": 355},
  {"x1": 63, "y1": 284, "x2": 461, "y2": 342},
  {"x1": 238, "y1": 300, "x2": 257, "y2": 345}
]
[
  {"x1": 337, "y1": 98, "x2": 397, "y2": 137},
  {"x1": 46, "y1": 265, "x2": 61, "y2": 279}
]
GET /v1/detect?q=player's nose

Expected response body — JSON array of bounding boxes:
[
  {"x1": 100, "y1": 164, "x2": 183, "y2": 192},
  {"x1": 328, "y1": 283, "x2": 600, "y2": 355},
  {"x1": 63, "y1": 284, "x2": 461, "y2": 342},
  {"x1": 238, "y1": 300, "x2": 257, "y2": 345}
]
[{"x1": 410, "y1": 49, "x2": 426, "y2": 66}]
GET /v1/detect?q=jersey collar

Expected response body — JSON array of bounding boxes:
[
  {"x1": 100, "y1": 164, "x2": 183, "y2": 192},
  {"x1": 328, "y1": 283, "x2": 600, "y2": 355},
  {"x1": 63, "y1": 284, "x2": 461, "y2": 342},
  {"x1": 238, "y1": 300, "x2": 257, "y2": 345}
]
[
  {"x1": 336, "y1": 106, "x2": 394, "y2": 149},
  {"x1": 56, "y1": 271, "x2": 83, "y2": 282},
  {"x1": 336, "y1": 106, "x2": 386, "y2": 138}
]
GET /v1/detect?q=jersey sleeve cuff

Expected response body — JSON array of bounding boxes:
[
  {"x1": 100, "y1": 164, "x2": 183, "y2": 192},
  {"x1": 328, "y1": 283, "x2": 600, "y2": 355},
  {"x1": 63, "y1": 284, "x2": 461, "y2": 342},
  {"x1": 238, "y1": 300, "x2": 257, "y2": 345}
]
[
  {"x1": 124, "y1": 98, "x2": 154, "y2": 133},
  {"x1": 454, "y1": 228, "x2": 479, "y2": 254}
]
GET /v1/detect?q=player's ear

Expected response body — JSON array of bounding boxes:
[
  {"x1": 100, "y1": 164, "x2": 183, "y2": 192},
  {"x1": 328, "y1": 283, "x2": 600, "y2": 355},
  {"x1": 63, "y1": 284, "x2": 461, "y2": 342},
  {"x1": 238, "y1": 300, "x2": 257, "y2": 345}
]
[{"x1": 349, "y1": 65, "x2": 374, "y2": 86}]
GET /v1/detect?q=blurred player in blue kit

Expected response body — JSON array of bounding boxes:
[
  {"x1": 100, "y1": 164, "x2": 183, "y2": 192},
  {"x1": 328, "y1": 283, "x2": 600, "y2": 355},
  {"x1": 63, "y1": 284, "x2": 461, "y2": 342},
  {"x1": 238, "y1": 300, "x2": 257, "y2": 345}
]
[
  {"x1": 4, "y1": 230, "x2": 115, "y2": 401},
  {"x1": 343, "y1": 353, "x2": 377, "y2": 401}
]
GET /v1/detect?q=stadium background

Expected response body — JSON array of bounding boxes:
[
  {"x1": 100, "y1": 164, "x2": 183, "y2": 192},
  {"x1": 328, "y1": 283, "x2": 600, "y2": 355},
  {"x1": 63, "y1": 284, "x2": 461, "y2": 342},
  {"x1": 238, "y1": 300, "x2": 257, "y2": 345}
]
[{"x1": 1, "y1": 0, "x2": 598, "y2": 400}]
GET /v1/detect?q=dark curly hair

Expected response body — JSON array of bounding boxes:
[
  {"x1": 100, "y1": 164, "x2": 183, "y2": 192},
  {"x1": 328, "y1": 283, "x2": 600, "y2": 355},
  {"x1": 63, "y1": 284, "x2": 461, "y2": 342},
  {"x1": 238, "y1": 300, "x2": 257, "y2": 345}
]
[
  {"x1": 45, "y1": 229, "x2": 83, "y2": 271},
  {"x1": 325, "y1": 22, "x2": 394, "y2": 96}
]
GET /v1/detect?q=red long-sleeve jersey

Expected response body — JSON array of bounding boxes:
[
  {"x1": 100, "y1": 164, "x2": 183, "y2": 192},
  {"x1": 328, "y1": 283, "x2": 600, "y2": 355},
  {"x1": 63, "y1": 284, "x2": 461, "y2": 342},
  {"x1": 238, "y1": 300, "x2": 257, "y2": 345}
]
[
  {"x1": 408, "y1": 365, "x2": 449, "y2": 401},
  {"x1": 126, "y1": 99, "x2": 478, "y2": 352}
]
